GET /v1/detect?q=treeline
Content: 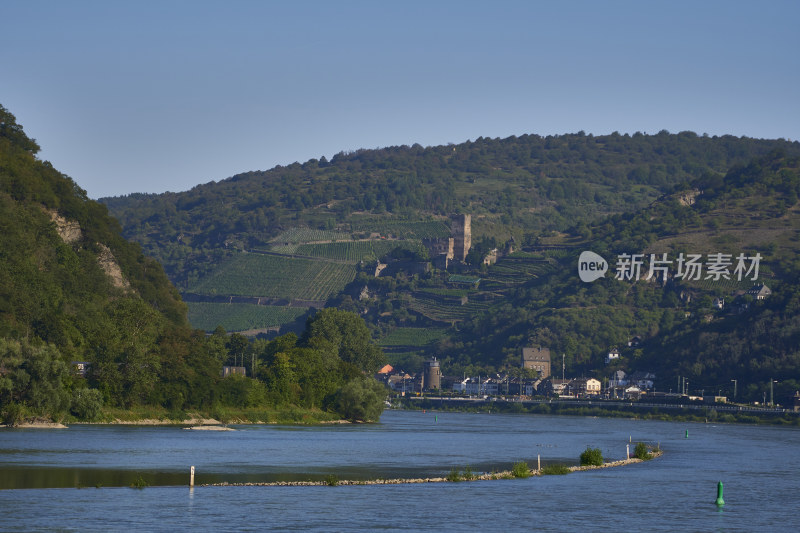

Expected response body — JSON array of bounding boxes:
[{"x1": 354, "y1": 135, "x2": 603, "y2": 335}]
[
  {"x1": 101, "y1": 130, "x2": 800, "y2": 287},
  {"x1": 1, "y1": 308, "x2": 387, "y2": 424}
]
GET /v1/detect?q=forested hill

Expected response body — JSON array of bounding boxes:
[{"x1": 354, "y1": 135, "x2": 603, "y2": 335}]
[
  {"x1": 0, "y1": 104, "x2": 187, "y2": 346},
  {"x1": 444, "y1": 150, "x2": 800, "y2": 400},
  {"x1": 101, "y1": 131, "x2": 800, "y2": 287},
  {"x1": 0, "y1": 104, "x2": 389, "y2": 424}
]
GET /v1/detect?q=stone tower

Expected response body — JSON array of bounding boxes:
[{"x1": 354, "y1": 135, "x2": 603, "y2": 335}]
[
  {"x1": 423, "y1": 357, "x2": 442, "y2": 391},
  {"x1": 452, "y1": 214, "x2": 471, "y2": 262}
]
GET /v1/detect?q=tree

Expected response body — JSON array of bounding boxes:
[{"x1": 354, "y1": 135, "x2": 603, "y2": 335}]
[
  {"x1": 335, "y1": 377, "x2": 386, "y2": 422},
  {"x1": 303, "y1": 308, "x2": 385, "y2": 373}
]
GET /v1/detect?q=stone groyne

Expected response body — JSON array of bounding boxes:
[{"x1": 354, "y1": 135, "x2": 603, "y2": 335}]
[{"x1": 202, "y1": 452, "x2": 661, "y2": 487}]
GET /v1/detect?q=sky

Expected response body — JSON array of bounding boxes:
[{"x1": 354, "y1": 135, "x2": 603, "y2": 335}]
[{"x1": 2, "y1": 0, "x2": 799, "y2": 199}]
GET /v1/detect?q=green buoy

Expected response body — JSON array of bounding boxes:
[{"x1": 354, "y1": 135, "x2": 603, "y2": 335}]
[
  {"x1": 715, "y1": 481, "x2": 725, "y2": 506},
  {"x1": 685, "y1": 429, "x2": 689, "y2": 439}
]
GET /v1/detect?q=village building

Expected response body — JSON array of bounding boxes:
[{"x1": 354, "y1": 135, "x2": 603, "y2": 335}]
[
  {"x1": 747, "y1": 283, "x2": 772, "y2": 300},
  {"x1": 569, "y1": 378, "x2": 602, "y2": 396},
  {"x1": 522, "y1": 346, "x2": 551, "y2": 377}
]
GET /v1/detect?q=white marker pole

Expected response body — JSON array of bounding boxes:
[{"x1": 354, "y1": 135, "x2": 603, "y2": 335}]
[
  {"x1": 538, "y1": 454, "x2": 541, "y2": 472},
  {"x1": 626, "y1": 445, "x2": 630, "y2": 460},
  {"x1": 190, "y1": 466, "x2": 195, "y2": 486}
]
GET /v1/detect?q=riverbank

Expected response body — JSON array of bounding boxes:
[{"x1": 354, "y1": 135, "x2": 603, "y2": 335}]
[
  {"x1": 1, "y1": 406, "x2": 347, "y2": 429},
  {"x1": 203, "y1": 452, "x2": 662, "y2": 487},
  {"x1": 396, "y1": 398, "x2": 800, "y2": 426}
]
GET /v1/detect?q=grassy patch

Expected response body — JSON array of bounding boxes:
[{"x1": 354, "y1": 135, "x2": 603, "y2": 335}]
[{"x1": 540, "y1": 464, "x2": 571, "y2": 475}]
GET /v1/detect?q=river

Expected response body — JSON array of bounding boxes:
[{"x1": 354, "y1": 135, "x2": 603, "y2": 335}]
[{"x1": 1, "y1": 410, "x2": 798, "y2": 531}]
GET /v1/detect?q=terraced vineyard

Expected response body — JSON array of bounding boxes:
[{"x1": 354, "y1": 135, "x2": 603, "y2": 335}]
[
  {"x1": 407, "y1": 292, "x2": 493, "y2": 323},
  {"x1": 187, "y1": 253, "x2": 357, "y2": 301},
  {"x1": 349, "y1": 219, "x2": 451, "y2": 239},
  {"x1": 481, "y1": 255, "x2": 559, "y2": 289},
  {"x1": 270, "y1": 228, "x2": 352, "y2": 244},
  {"x1": 188, "y1": 302, "x2": 308, "y2": 332},
  {"x1": 269, "y1": 239, "x2": 425, "y2": 263}
]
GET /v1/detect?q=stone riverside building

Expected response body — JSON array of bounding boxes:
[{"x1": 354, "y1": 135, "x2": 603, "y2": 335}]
[
  {"x1": 522, "y1": 347, "x2": 551, "y2": 378},
  {"x1": 422, "y1": 357, "x2": 442, "y2": 390}
]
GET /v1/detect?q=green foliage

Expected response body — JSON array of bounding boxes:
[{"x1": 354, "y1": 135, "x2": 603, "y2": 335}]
[
  {"x1": 511, "y1": 462, "x2": 531, "y2": 478},
  {"x1": 0, "y1": 339, "x2": 71, "y2": 419},
  {"x1": 324, "y1": 474, "x2": 339, "y2": 487},
  {"x1": 446, "y1": 468, "x2": 462, "y2": 482},
  {"x1": 580, "y1": 447, "x2": 604, "y2": 466},
  {"x1": 1, "y1": 402, "x2": 25, "y2": 425},
  {"x1": 446, "y1": 465, "x2": 476, "y2": 482},
  {"x1": 0, "y1": 105, "x2": 393, "y2": 424},
  {"x1": 633, "y1": 442, "x2": 652, "y2": 460},
  {"x1": 70, "y1": 388, "x2": 104, "y2": 421},
  {"x1": 187, "y1": 302, "x2": 308, "y2": 333},
  {"x1": 304, "y1": 308, "x2": 386, "y2": 373},
  {"x1": 130, "y1": 476, "x2": 149, "y2": 489},
  {"x1": 335, "y1": 377, "x2": 387, "y2": 422},
  {"x1": 377, "y1": 327, "x2": 448, "y2": 347},
  {"x1": 540, "y1": 464, "x2": 571, "y2": 475}
]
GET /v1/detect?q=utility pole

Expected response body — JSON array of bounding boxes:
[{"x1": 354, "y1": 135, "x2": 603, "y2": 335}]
[
  {"x1": 731, "y1": 379, "x2": 737, "y2": 400},
  {"x1": 562, "y1": 353, "x2": 565, "y2": 381}
]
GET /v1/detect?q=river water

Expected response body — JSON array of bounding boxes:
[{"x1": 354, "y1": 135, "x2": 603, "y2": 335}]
[{"x1": 1, "y1": 410, "x2": 798, "y2": 531}]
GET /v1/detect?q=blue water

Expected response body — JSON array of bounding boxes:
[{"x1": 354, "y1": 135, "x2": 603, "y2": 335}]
[{"x1": 1, "y1": 410, "x2": 798, "y2": 531}]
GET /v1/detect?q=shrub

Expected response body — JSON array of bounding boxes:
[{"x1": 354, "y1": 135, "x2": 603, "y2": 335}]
[
  {"x1": 462, "y1": 465, "x2": 475, "y2": 481},
  {"x1": 633, "y1": 442, "x2": 652, "y2": 460},
  {"x1": 511, "y1": 462, "x2": 530, "y2": 478},
  {"x1": 130, "y1": 476, "x2": 149, "y2": 489},
  {"x1": 580, "y1": 447, "x2": 604, "y2": 466},
  {"x1": 446, "y1": 468, "x2": 462, "y2": 482},
  {"x1": 541, "y1": 464, "x2": 571, "y2": 475},
  {"x1": 324, "y1": 474, "x2": 339, "y2": 486},
  {"x1": 1, "y1": 402, "x2": 25, "y2": 426}
]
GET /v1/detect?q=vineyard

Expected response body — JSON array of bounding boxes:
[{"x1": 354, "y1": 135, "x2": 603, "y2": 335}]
[
  {"x1": 187, "y1": 253, "x2": 357, "y2": 301},
  {"x1": 270, "y1": 228, "x2": 352, "y2": 244},
  {"x1": 187, "y1": 302, "x2": 308, "y2": 332},
  {"x1": 268, "y1": 239, "x2": 425, "y2": 263},
  {"x1": 407, "y1": 291, "x2": 493, "y2": 323},
  {"x1": 349, "y1": 219, "x2": 451, "y2": 239},
  {"x1": 480, "y1": 255, "x2": 558, "y2": 290}
]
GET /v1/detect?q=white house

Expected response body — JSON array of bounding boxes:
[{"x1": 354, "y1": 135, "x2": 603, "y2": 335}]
[{"x1": 606, "y1": 349, "x2": 620, "y2": 364}]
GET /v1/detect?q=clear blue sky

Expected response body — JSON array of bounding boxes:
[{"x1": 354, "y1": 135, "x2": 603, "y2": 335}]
[{"x1": 2, "y1": 0, "x2": 798, "y2": 199}]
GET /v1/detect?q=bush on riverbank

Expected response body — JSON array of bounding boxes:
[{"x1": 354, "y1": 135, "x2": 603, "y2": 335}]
[
  {"x1": 511, "y1": 462, "x2": 531, "y2": 478},
  {"x1": 580, "y1": 447, "x2": 604, "y2": 466},
  {"x1": 633, "y1": 442, "x2": 652, "y2": 460}
]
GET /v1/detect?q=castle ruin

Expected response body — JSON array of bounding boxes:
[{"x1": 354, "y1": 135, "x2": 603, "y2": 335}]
[{"x1": 451, "y1": 214, "x2": 471, "y2": 262}]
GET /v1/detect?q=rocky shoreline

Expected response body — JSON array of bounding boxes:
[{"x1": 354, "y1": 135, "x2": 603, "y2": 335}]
[{"x1": 201, "y1": 452, "x2": 662, "y2": 487}]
